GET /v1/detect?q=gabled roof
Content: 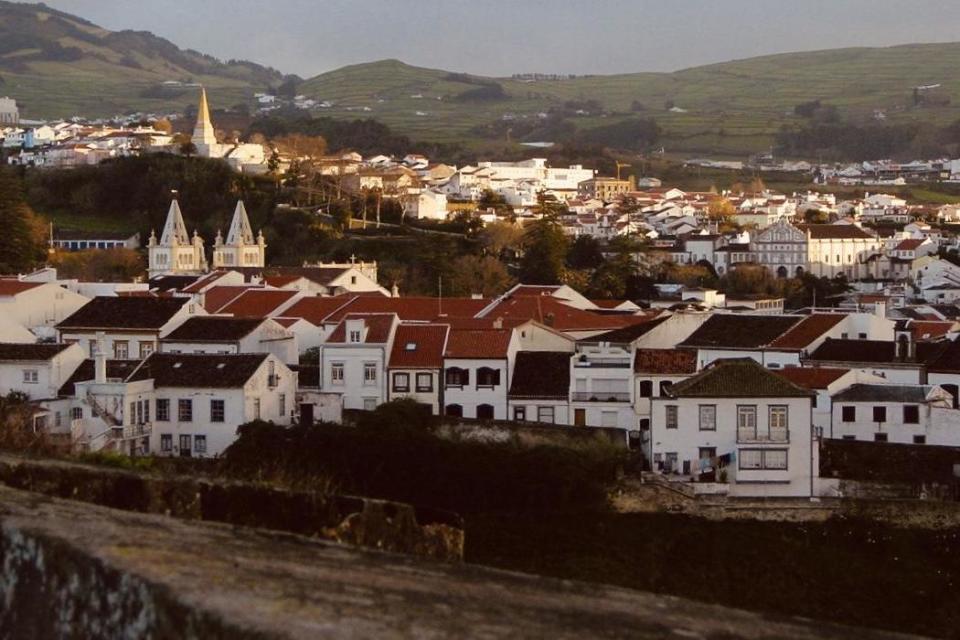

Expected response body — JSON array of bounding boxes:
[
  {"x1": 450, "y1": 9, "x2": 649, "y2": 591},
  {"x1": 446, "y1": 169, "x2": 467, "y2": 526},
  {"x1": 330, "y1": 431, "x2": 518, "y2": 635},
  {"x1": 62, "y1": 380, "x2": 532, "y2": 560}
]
[
  {"x1": 767, "y1": 314, "x2": 846, "y2": 350},
  {"x1": 323, "y1": 296, "x2": 489, "y2": 324},
  {"x1": 327, "y1": 314, "x2": 395, "y2": 344},
  {"x1": 775, "y1": 367, "x2": 850, "y2": 390},
  {"x1": 0, "y1": 343, "x2": 72, "y2": 361},
  {"x1": 799, "y1": 224, "x2": 875, "y2": 240},
  {"x1": 162, "y1": 316, "x2": 265, "y2": 342},
  {"x1": 127, "y1": 353, "x2": 269, "y2": 388},
  {"x1": 281, "y1": 296, "x2": 357, "y2": 326},
  {"x1": 445, "y1": 329, "x2": 512, "y2": 359},
  {"x1": 57, "y1": 297, "x2": 189, "y2": 331},
  {"x1": 588, "y1": 315, "x2": 668, "y2": 344},
  {"x1": 894, "y1": 238, "x2": 925, "y2": 251},
  {"x1": 202, "y1": 285, "x2": 258, "y2": 313},
  {"x1": 388, "y1": 324, "x2": 449, "y2": 369},
  {"x1": 58, "y1": 359, "x2": 142, "y2": 396},
  {"x1": 908, "y1": 321, "x2": 955, "y2": 342},
  {"x1": 0, "y1": 280, "x2": 43, "y2": 296},
  {"x1": 181, "y1": 271, "x2": 232, "y2": 294},
  {"x1": 809, "y1": 339, "x2": 947, "y2": 366},
  {"x1": 634, "y1": 349, "x2": 698, "y2": 375},
  {"x1": 509, "y1": 352, "x2": 571, "y2": 399},
  {"x1": 833, "y1": 384, "x2": 934, "y2": 403},
  {"x1": 668, "y1": 358, "x2": 813, "y2": 398},
  {"x1": 480, "y1": 295, "x2": 644, "y2": 333},
  {"x1": 680, "y1": 314, "x2": 803, "y2": 350},
  {"x1": 216, "y1": 289, "x2": 298, "y2": 317}
]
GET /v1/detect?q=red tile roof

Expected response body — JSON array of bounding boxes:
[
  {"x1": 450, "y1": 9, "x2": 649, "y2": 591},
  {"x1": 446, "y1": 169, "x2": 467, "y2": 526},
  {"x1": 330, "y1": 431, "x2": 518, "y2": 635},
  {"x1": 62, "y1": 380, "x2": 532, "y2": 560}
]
[
  {"x1": 481, "y1": 295, "x2": 645, "y2": 332},
  {"x1": 444, "y1": 329, "x2": 512, "y2": 359},
  {"x1": 388, "y1": 324, "x2": 449, "y2": 368},
  {"x1": 181, "y1": 271, "x2": 231, "y2": 294},
  {"x1": 327, "y1": 314, "x2": 396, "y2": 344},
  {"x1": 909, "y1": 321, "x2": 955, "y2": 342},
  {"x1": 324, "y1": 296, "x2": 489, "y2": 323},
  {"x1": 767, "y1": 314, "x2": 846, "y2": 350},
  {"x1": 264, "y1": 275, "x2": 304, "y2": 288},
  {"x1": 216, "y1": 289, "x2": 299, "y2": 318},
  {"x1": 281, "y1": 296, "x2": 357, "y2": 326},
  {"x1": 893, "y1": 238, "x2": 925, "y2": 251},
  {"x1": 634, "y1": 349, "x2": 698, "y2": 374},
  {"x1": 0, "y1": 280, "x2": 42, "y2": 296},
  {"x1": 775, "y1": 367, "x2": 850, "y2": 390},
  {"x1": 203, "y1": 285, "x2": 259, "y2": 313}
]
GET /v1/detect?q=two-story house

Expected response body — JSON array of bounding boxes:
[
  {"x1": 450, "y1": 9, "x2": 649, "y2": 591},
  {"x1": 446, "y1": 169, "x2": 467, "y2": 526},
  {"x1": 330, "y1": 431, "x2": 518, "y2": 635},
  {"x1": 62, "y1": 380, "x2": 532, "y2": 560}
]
[
  {"x1": 442, "y1": 328, "x2": 518, "y2": 420},
  {"x1": 319, "y1": 314, "x2": 398, "y2": 411}
]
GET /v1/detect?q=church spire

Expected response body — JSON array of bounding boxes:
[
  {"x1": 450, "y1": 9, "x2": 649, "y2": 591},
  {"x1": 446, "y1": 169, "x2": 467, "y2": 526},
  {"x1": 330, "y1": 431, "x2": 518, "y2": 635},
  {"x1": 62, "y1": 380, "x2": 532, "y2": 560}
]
[
  {"x1": 192, "y1": 87, "x2": 217, "y2": 148},
  {"x1": 226, "y1": 200, "x2": 255, "y2": 245},
  {"x1": 160, "y1": 199, "x2": 190, "y2": 245}
]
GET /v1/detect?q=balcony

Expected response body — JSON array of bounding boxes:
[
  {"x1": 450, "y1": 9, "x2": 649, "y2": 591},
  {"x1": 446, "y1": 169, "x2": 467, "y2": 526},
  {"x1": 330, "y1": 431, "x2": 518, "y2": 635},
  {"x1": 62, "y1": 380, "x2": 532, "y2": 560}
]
[
  {"x1": 571, "y1": 392, "x2": 631, "y2": 403},
  {"x1": 737, "y1": 426, "x2": 789, "y2": 443}
]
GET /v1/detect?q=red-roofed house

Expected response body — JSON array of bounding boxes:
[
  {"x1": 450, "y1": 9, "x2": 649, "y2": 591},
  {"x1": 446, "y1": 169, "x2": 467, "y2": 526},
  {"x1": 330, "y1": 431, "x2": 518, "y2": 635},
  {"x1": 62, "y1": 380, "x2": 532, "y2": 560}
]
[
  {"x1": 890, "y1": 237, "x2": 935, "y2": 261},
  {"x1": 215, "y1": 289, "x2": 302, "y2": 318},
  {"x1": 319, "y1": 314, "x2": 400, "y2": 410},
  {"x1": 443, "y1": 328, "x2": 518, "y2": 420},
  {"x1": 387, "y1": 324, "x2": 450, "y2": 413}
]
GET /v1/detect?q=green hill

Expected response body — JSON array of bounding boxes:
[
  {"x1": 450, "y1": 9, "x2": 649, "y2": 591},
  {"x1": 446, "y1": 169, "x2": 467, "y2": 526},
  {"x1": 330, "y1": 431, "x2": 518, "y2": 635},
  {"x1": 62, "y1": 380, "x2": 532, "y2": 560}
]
[
  {"x1": 0, "y1": 0, "x2": 288, "y2": 119},
  {"x1": 299, "y1": 45, "x2": 960, "y2": 155}
]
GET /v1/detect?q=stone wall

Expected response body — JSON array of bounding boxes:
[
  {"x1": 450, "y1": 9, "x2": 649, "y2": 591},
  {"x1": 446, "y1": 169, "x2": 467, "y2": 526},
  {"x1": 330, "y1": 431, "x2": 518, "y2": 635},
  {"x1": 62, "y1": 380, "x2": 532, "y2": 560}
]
[
  {"x1": 0, "y1": 454, "x2": 463, "y2": 562},
  {"x1": 0, "y1": 485, "x2": 913, "y2": 639}
]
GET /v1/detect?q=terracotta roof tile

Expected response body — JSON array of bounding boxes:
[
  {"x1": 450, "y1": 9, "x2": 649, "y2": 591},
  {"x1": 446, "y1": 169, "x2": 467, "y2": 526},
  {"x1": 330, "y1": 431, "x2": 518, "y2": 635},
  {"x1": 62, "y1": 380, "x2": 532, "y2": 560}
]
[
  {"x1": 482, "y1": 295, "x2": 644, "y2": 332},
  {"x1": 203, "y1": 285, "x2": 259, "y2": 313},
  {"x1": 324, "y1": 296, "x2": 489, "y2": 323},
  {"x1": 281, "y1": 296, "x2": 357, "y2": 325},
  {"x1": 327, "y1": 314, "x2": 396, "y2": 344},
  {"x1": 388, "y1": 324, "x2": 449, "y2": 368},
  {"x1": 216, "y1": 289, "x2": 299, "y2": 318},
  {"x1": 775, "y1": 367, "x2": 850, "y2": 389},
  {"x1": 0, "y1": 280, "x2": 43, "y2": 296},
  {"x1": 444, "y1": 329, "x2": 512, "y2": 359},
  {"x1": 768, "y1": 314, "x2": 846, "y2": 350},
  {"x1": 634, "y1": 349, "x2": 698, "y2": 374}
]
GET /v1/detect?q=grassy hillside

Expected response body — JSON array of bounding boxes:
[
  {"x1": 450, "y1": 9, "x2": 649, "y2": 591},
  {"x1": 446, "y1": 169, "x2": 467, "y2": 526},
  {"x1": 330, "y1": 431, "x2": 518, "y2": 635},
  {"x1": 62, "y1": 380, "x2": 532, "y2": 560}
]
[
  {"x1": 0, "y1": 0, "x2": 287, "y2": 119},
  {"x1": 299, "y1": 45, "x2": 960, "y2": 156}
]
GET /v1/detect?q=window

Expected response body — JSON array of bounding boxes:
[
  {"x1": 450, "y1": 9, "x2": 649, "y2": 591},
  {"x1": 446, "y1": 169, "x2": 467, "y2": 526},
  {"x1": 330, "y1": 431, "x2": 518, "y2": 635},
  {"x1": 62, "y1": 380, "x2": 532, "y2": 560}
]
[
  {"x1": 178, "y1": 399, "x2": 192, "y2": 422},
  {"x1": 179, "y1": 434, "x2": 192, "y2": 456},
  {"x1": 769, "y1": 405, "x2": 788, "y2": 430},
  {"x1": 445, "y1": 404, "x2": 463, "y2": 417},
  {"x1": 665, "y1": 405, "x2": 678, "y2": 429},
  {"x1": 858, "y1": 333, "x2": 867, "y2": 340},
  {"x1": 279, "y1": 393, "x2": 286, "y2": 418},
  {"x1": 142, "y1": 399, "x2": 150, "y2": 423},
  {"x1": 913, "y1": 435, "x2": 926, "y2": 445},
  {"x1": 392, "y1": 372, "x2": 410, "y2": 392},
  {"x1": 363, "y1": 398, "x2": 377, "y2": 411},
  {"x1": 639, "y1": 380, "x2": 653, "y2": 398},
  {"x1": 659, "y1": 381, "x2": 673, "y2": 396},
  {"x1": 873, "y1": 406, "x2": 886, "y2": 423},
  {"x1": 210, "y1": 399, "x2": 225, "y2": 423},
  {"x1": 874, "y1": 432, "x2": 888, "y2": 442},
  {"x1": 160, "y1": 434, "x2": 172, "y2": 452},
  {"x1": 903, "y1": 405, "x2": 919, "y2": 424},
  {"x1": 156, "y1": 399, "x2": 169, "y2": 422},
  {"x1": 476, "y1": 404, "x2": 495, "y2": 420},
  {"x1": 194, "y1": 435, "x2": 207, "y2": 454},
  {"x1": 416, "y1": 373, "x2": 433, "y2": 392},
  {"x1": 22, "y1": 369, "x2": 38, "y2": 384},
  {"x1": 331, "y1": 362, "x2": 344, "y2": 385},
  {"x1": 129, "y1": 402, "x2": 135, "y2": 425},
  {"x1": 842, "y1": 406, "x2": 856, "y2": 422},
  {"x1": 349, "y1": 330, "x2": 362, "y2": 343},
  {"x1": 71, "y1": 407, "x2": 83, "y2": 420},
  {"x1": 477, "y1": 367, "x2": 500, "y2": 388},
  {"x1": 139, "y1": 342, "x2": 155, "y2": 358},
  {"x1": 254, "y1": 398, "x2": 261, "y2": 420},
  {"x1": 538, "y1": 406, "x2": 556, "y2": 424},
  {"x1": 513, "y1": 406, "x2": 526, "y2": 421},
  {"x1": 739, "y1": 449, "x2": 788, "y2": 470},
  {"x1": 114, "y1": 341, "x2": 129, "y2": 359},
  {"x1": 737, "y1": 405, "x2": 757, "y2": 438},
  {"x1": 363, "y1": 363, "x2": 377, "y2": 386},
  {"x1": 445, "y1": 367, "x2": 468, "y2": 388},
  {"x1": 54, "y1": 412, "x2": 61, "y2": 427},
  {"x1": 698, "y1": 405, "x2": 716, "y2": 431}
]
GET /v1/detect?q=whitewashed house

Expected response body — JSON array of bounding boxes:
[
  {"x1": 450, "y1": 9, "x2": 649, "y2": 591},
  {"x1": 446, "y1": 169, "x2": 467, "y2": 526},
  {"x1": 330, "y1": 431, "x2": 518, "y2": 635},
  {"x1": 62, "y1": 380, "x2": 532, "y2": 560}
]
[
  {"x1": 0, "y1": 343, "x2": 85, "y2": 402},
  {"x1": 442, "y1": 328, "x2": 518, "y2": 420},
  {"x1": 160, "y1": 316, "x2": 298, "y2": 365},
  {"x1": 319, "y1": 314, "x2": 398, "y2": 411},
  {"x1": 830, "y1": 383, "x2": 960, "y2": 446}
]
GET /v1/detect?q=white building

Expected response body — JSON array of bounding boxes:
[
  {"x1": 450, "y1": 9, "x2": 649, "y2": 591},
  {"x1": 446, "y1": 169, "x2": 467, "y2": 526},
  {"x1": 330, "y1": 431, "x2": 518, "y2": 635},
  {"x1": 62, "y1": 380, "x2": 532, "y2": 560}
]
[
  {"x1": 442, "y1": 328, "x2": 518, "y2": 420},
  {"x1": 0, "y1": 343, "x2": 85, "y2": 402},
  {"x1": 0, "y1": 97, "x2": 17, "y2": 125},
  {"x1": 0, "y1": 279, "x2": 90, "y2": 337},
  {"x1": 159, "y1": 316, "x2": 297, "y2": 365},
  {"x1": 319, "y1": 314, "x2": 398, "y2": 411},
  {"x1": 830, "y1": 383, "x2": 960, "y2": 446},
  {"x1": 147, "y1": 199, "x2": 208, "y2": 279},
  {"x1": 212, "y1": 201, "x2": 266, "y2": 269}
]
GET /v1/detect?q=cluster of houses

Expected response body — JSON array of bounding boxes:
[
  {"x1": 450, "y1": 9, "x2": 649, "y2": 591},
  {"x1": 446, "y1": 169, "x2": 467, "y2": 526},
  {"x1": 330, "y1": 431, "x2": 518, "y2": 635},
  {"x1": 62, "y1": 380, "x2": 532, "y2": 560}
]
[{"x1": 3, "y1": 196, "x2": 960, "y2": 501}]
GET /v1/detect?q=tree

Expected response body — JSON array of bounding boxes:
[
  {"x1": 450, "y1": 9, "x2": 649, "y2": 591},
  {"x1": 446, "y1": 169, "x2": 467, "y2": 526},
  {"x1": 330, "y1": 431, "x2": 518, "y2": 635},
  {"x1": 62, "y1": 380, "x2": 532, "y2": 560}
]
[
  {"x1": 152, "y1": 118, "x2": 173, "y2": 134},
  {"x1": 480, "y1": 220, "x2": 524, "y2": 257},
  {"x1": 707, "y1": 198, "x2": 736, "y2": 220},
  {"x1": 0, "y1": 168, "x2": 47, "y2": 274},
  {"x1": 519, "y1": 217, "x2": 568, "y2": 285},
  {"x1": 566, "y1": 235, "x2": 604, "y2": 270},
  {"x1": 446, "y1": 255, "x2": 515, "y2": 297},
  {"x1": 50, "y1": 248, "x2": 144, "y2": 282}
]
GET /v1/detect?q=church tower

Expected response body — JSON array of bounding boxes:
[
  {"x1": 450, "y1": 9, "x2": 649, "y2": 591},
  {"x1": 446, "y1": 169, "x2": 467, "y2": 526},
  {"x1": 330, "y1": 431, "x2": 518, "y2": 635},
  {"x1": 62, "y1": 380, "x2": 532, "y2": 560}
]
[
  {"x1": 212, "y1": 200, "x2": 266, "y2": 269},
  {"x1": 148, "y1": 199, "x2": 209, "y2": 278},
  {"x1": 191, "y1": 88, "x2": 220, "y2": 158}
]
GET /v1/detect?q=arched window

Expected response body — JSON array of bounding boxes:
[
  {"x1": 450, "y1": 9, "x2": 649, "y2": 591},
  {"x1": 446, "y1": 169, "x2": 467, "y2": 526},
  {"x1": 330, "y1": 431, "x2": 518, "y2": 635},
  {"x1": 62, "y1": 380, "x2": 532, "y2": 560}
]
[
  {"x1": 445, "y1": 404, "x2": 463, "y2": 418},
  {"x1": 476, "y1": 404, "x2": 495, "y2": 420},
  {"x1": 445, "y1": 367, "x2": 468, "y2": 388},
  {"x1": 476, "y1": 367, "x2": 501, "y2": 388}
]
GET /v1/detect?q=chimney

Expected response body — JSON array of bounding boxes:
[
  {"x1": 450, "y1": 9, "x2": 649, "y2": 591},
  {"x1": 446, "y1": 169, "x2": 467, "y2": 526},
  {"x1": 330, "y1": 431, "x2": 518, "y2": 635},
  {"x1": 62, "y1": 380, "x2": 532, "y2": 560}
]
[
  {"x1": 391, "y1": 282, "x2": 400, "y2": 297},
  {"x1": 94, "y1": 331, "x2": 107, "y2": 383}
]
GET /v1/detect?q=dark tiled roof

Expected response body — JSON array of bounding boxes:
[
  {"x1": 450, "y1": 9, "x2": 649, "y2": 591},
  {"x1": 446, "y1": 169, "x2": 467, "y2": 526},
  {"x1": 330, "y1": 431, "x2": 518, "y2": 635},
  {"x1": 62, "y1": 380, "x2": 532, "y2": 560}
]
[
  {"x1": 388, "y1": 324, "x2": 449, "y2": 369},
  {"x1": 833, "y1": 384, "x2": 932, "y2": 403},
  {"x1": 634, "y1": 349, "x2": 698, "y2": 374},
  {"x1": 799, "y1": 224, "x2": 875, "y2": 240},
  {"x1": 162, "y1": 317, "x2": 264, "y2": 342},
  {"x1": 149, "y1": 275, "x2": 202, "y2": 293},
  {"x1": 127, "y1": 353, "x2": 269, "y2": 388},
  {"x1": 809, "y1": 339, "x2": 947, "y2": 366},
  {"x1": 0, "y1": 343, "x2": 71, "y2": 361},
  {"x1": 928, "y1": 339, "x2": 960, "y2": 373},
  {"x1": 767, "y1": 314, "x2": 846, "y2": 350},
  {"x1": 775, "y1": 367, "x2": 850, "y2": 390},
  {"x1": 669, "y1": 358, "x2": 813, "y2": 398},
  {"x1": 58, "y1": 359, "x2": 142, "y2": 396},
  {"x1": 588, "y1": 316, "x2": 667, "y2": 344},
  {"x1": 680, "y1": 315, "x2": 802, "y2": 349},
  {"x1": 57, "y1": 297, "x2": 189, "y2": 330},
  {"x1": 509, "y1": 352, "x2": 571, "y2": 399}
]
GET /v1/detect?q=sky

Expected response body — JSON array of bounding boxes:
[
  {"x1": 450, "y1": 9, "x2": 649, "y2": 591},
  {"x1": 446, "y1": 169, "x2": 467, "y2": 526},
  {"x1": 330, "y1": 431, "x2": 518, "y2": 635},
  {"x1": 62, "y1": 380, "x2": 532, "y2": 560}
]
[{"x1": 38, "y1": 0, "x2": 960, "y2": 79}]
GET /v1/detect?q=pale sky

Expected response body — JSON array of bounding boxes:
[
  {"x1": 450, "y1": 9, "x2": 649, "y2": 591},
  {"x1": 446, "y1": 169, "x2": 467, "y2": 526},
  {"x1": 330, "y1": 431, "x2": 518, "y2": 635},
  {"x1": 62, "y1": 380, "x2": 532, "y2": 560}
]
[{"x1": 38, "y1": 0, "x2": 960, "y2": 78}]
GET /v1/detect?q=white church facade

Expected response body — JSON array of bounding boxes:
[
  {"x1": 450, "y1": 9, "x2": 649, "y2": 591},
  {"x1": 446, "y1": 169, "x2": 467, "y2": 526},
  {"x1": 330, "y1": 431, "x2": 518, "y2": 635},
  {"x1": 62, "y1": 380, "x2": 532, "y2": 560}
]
[{"x1": 190, "y1": 88, "x2": 268, "y2": 173}]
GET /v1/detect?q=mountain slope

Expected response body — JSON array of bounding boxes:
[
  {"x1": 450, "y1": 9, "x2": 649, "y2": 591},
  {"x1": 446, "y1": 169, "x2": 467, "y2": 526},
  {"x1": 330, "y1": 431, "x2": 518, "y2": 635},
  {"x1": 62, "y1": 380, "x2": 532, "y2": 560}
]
[
  {"x1": 0, "y1": 1, "x2": 287, "y2": 118},
  {"x1": 300, "y1": 44, "x2": 960, "y2": 155}
]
